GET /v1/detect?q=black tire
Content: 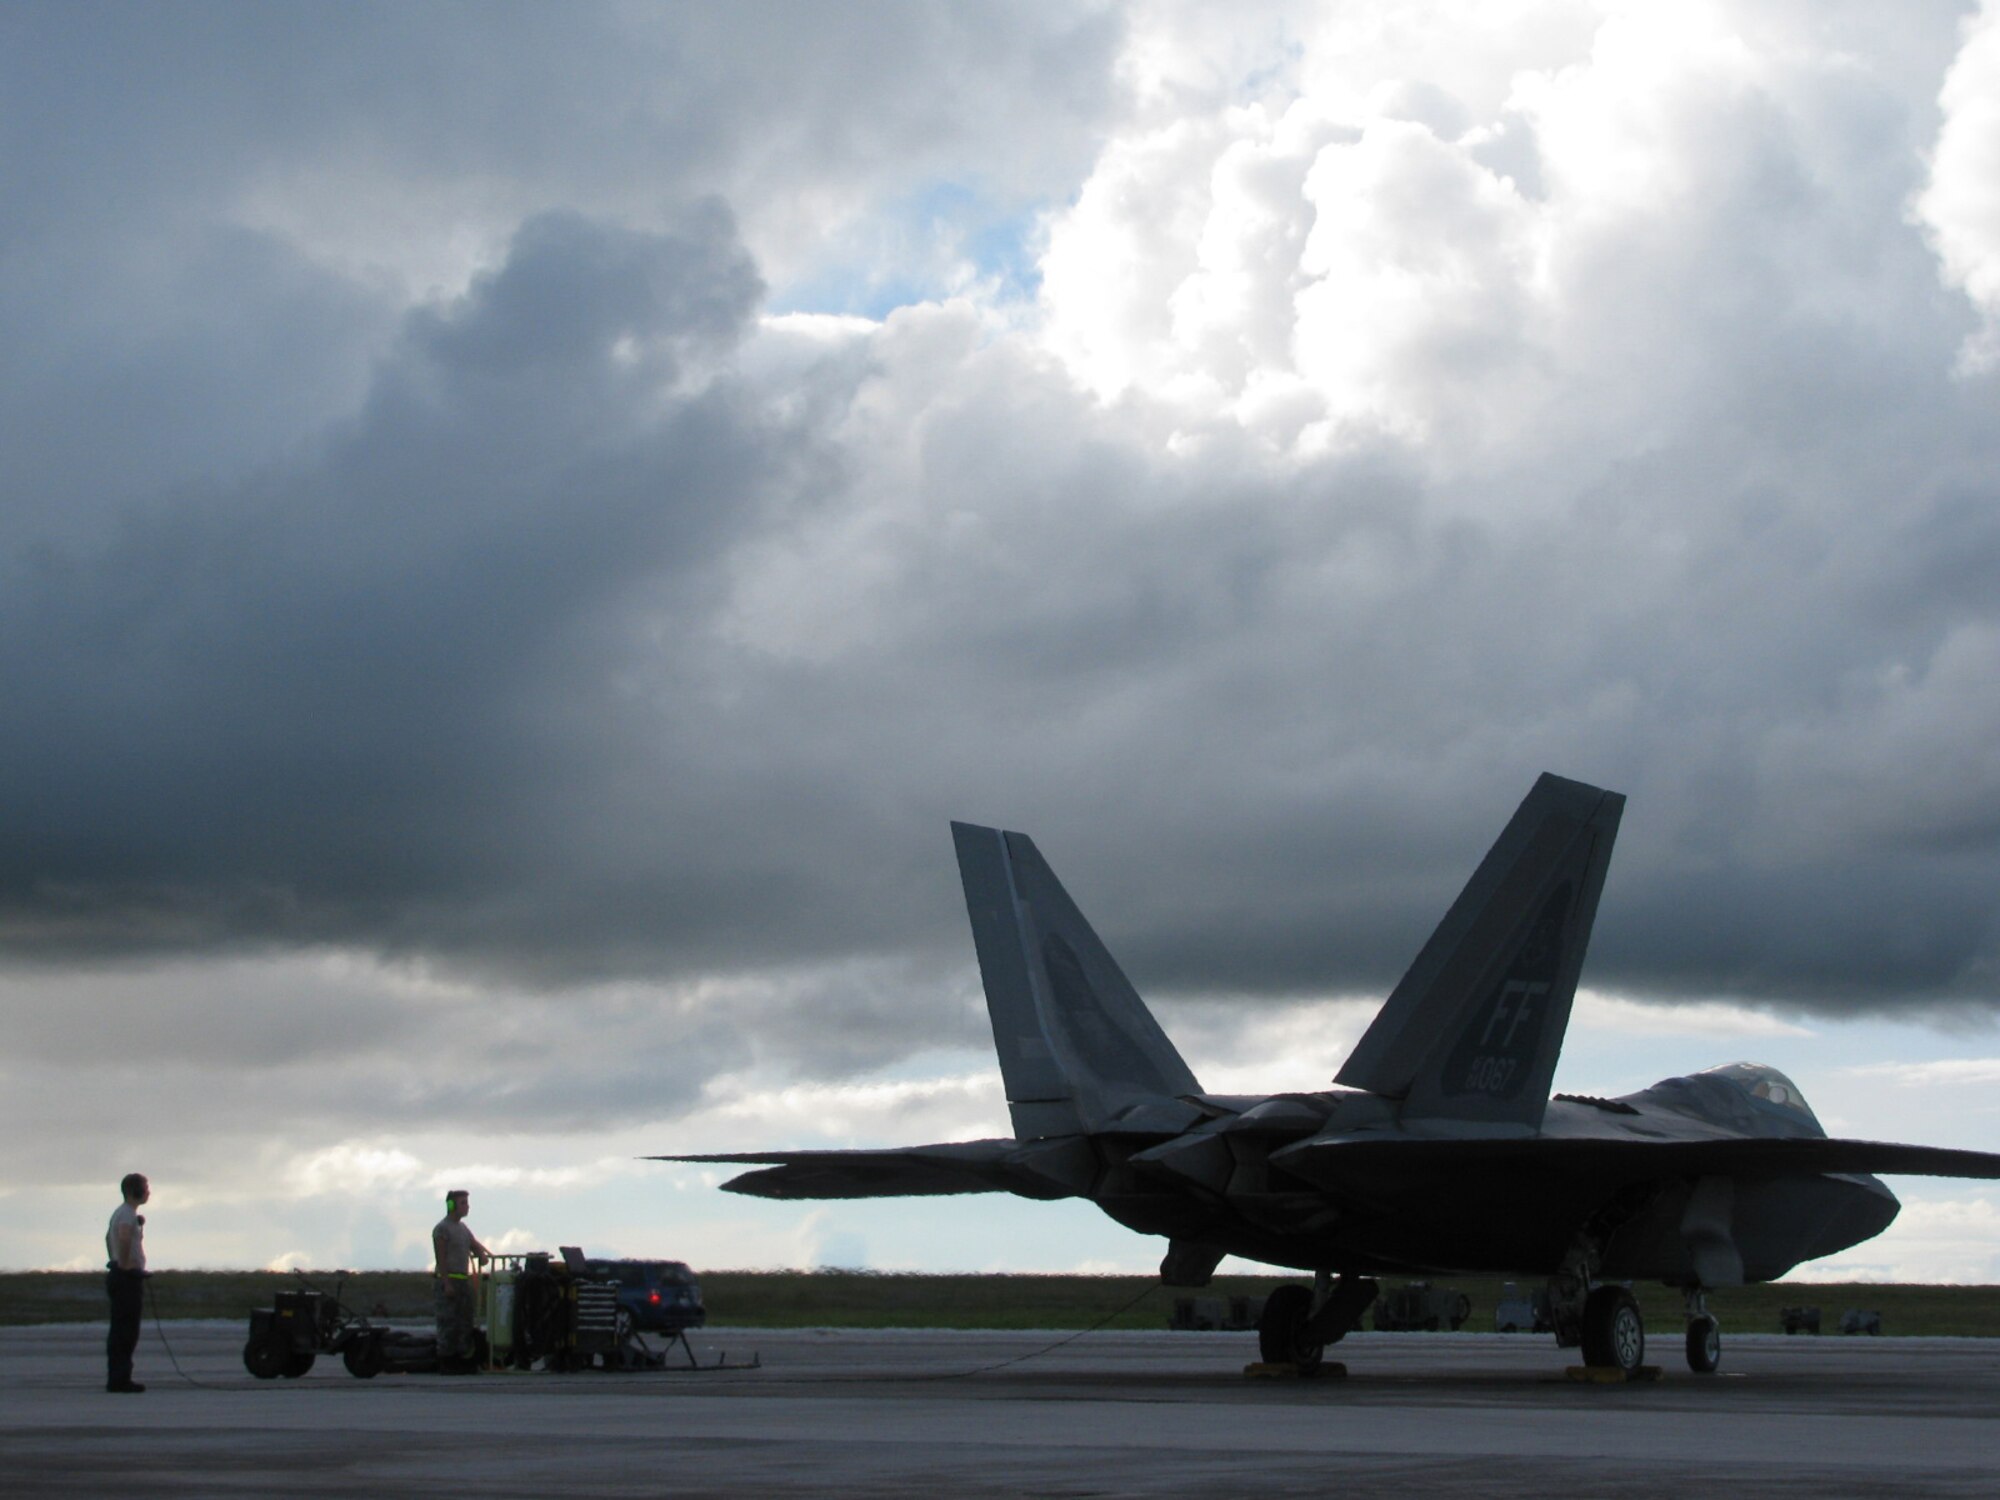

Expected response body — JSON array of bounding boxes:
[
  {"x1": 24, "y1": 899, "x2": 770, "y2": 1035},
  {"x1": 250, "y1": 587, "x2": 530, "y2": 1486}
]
[
  {"x1": 282, "y1": 1349, "x2": 316, "y2": 1378},
  {"x1": 1580, "y1": 1285, "x2": 1645, "y2": 1372},
  {"x1": 243, "y1": 1337, "x2": 286, "y2": 1380},
  {"x1": 1256, "y1": 1284, "x2": 1324, "y2": 1375},
  {"x1": 343, "y1": 1335, "x2": 386, "y2": 1379},
  {"x1": 1686, "y1": 1315, "x2": 1721, "y2": 1374}
]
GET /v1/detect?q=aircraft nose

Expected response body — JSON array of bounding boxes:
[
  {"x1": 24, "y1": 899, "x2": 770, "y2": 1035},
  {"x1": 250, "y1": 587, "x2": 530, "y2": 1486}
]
[{"x1": 1806, "y1": 1175, "x2": 1900, "y2": 1261}]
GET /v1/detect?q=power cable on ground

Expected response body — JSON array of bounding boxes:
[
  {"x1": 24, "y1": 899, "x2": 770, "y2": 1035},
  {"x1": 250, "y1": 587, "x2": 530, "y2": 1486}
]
[
  {"x1": 144, "y1": 1276, "x2": 227, "y2": 1390},
  {"x1": 924, "y1": 1277, "x2": 1164, "y2": 1379}
]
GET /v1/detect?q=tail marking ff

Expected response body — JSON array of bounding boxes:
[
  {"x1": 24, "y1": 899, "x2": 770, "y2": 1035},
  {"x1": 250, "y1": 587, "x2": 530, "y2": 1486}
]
[{"x1": 1334, "y1": 772, "x2": 1624, "y2": 1129}]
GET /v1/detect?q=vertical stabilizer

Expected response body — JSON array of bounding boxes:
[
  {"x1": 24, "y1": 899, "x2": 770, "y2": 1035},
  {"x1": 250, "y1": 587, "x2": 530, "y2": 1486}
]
[
  {"x1": 953, "y1": 823, "x2": 1200, "y2": 1139},
  {"x1": 1333, "y1": 773, "x2": 1624, "y2": 1129}
]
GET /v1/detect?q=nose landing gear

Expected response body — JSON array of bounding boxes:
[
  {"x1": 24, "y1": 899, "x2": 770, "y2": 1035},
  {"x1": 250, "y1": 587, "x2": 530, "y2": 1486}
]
[{"x1": 1684, "y1": 1287, "x2": 1721, "y2": 1373}]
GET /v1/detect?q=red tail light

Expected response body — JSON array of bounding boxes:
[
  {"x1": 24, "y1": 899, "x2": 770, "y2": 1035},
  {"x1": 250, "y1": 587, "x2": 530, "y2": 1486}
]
[{"x1": 649, "y1": 1290, "x2": 661, "y2": 1303}]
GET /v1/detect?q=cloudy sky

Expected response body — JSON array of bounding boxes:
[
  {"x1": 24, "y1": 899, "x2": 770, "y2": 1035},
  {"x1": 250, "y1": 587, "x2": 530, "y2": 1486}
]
[{"x1": 5, "y1": 1, "x2": 1999, "y2": 1285}]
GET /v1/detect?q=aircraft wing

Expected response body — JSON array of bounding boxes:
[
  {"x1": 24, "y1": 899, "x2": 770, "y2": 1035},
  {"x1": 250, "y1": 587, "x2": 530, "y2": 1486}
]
[
  {"x1": 655, "y1": 1137, "x2": 1098, "y2": 1201},
  {"x1": 1269, "y1": 1134, "x2": 2000, "y2": 1190}
]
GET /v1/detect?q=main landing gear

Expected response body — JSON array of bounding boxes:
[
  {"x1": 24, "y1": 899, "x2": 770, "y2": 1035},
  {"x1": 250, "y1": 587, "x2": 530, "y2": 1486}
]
[
  {"x1": 1561, "y1": 1282, "x2": 1723, "y2": 1375},
  {"x1": 1257, "y1": 1285, "x2": 1323, "y2": 1374},
  {"x1": 1578, "y1": 1285, "x2": 1645, "y2": 1373},
  {"x1": 1256, "y1": 1272, "x2": 1380, "y2": 1375},
  {"x1": 1545, "y1": 1192, "x2": 1724, "y2": 1377}
]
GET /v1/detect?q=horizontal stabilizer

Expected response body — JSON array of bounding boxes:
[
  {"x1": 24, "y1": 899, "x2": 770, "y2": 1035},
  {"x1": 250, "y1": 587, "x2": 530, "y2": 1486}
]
[
  {"x1": 1334, "y1": 773, "x2": 1623, "y2": 1129},
  {"x1": 657, "y1": 1137, "x2": 1098, "y2": 1201}
]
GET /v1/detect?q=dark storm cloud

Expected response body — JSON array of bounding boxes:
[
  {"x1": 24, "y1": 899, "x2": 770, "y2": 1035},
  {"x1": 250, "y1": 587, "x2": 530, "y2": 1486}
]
[
  {"x1": 1, "y1": 1, "x2": 1122, "y2": 540},
  {"x1": 3, "y1": 0, "x2": 1999, "y2": 1066},
  {"x1": 0, "y1": 1, "x2": 1123, "y2": 308},
  {"x1": 2, "y1": 202, "x2": 795, "y2": 963},
  {"x1": 6, "y1": 219, "x2": 1999, "y2": 1014}
]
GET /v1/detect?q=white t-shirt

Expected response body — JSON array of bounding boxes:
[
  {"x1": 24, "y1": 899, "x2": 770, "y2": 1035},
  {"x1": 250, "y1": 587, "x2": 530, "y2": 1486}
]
[{"x1": 106, "y1": 1202, "x2": 145, "y2": 1271}]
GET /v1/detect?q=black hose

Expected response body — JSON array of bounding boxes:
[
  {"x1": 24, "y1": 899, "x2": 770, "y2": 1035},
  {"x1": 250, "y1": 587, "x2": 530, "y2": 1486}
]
[
  {"x1": 925, "y1": 1277, "x2": 1165, "y2": 1380},
  {"x1": 142, "y1": 1275, "x2": 225, "y2": 1390}
]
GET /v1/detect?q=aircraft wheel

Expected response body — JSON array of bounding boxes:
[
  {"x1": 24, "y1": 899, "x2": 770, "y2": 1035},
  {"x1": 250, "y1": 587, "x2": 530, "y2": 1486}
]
[
  {"x1": 1686, "y1": 1315, "x2": 1721, "y2": 1374},
  {"x1": 1256, "y1": 1284, "x2": 1324, "y2": 1375},
  {"x1": 243, "y1": 1337, "x2": 286, "y2": 1380},
  {"x1": 1580, "y1": 1286, "x2": 1644, "y2": 1373}
]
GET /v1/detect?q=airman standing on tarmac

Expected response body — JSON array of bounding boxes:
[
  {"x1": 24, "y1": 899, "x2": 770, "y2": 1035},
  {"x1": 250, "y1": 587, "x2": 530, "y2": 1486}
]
[
  {"x1": 432, "y1": 1188, "x2": 490, "y2": 1373},
  {"x1": 105, "y1": 1172, "x2": 149, "y2": 1393}
]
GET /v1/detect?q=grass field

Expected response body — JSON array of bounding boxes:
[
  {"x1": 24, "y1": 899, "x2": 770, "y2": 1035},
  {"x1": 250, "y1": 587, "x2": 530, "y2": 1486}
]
[{"x1": 5, "y1": 1269, "x2": 1998, "y2": 1338}]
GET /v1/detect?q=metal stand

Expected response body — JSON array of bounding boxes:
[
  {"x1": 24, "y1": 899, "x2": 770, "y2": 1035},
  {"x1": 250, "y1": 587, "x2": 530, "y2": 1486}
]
[{"x1": 643, "y1": 1329, "x2": 759, "y2": 1371}]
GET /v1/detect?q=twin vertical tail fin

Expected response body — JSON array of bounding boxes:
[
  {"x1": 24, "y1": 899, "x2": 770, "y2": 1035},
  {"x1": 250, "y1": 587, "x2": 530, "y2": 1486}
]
[
  {"x1": 955, "y1": 772, "x2": 1620, "y2": 1139},
  {"x1": 1333, "y1": 773, "x2": 1624, "y2": 1129},
  {"x1": 953, "y1": 823, "x2": 1201, "y2": 1140}
]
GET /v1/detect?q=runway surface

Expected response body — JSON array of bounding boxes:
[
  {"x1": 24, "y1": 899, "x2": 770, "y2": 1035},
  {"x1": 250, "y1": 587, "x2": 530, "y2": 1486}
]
[{"x1": 5, "y1": 1319, "x2": 1996, "y2": 1497}]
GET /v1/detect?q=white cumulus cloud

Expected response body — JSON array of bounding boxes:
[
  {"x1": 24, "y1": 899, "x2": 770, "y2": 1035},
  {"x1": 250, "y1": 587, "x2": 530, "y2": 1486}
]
[{"x1": 1916, "y1": 0, "x2": 2000, "y2": 370}]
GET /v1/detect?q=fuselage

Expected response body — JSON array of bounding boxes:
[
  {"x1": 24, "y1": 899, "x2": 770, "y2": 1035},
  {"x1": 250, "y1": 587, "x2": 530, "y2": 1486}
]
[{"x1": 1081, "y1": 1063, "x2": 1900, "y2": 1284}]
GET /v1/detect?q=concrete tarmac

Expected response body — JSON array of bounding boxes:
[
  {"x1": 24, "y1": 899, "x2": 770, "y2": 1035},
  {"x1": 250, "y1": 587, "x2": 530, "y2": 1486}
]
[{"x1": 4, "y1": 1320, "x2": 1997, "y2": 1498}]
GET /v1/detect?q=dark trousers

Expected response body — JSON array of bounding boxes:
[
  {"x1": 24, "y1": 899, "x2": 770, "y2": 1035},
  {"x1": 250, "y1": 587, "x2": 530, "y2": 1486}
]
[{"x1": 106, "y1": 1267, "x2": 143, "y2": 1386}]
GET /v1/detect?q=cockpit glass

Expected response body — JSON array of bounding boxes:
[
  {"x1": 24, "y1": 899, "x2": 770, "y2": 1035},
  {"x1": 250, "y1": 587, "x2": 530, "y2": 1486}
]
[{"x1": 1699, "y1": 1062, "x2": 1821, "y2": 1127}]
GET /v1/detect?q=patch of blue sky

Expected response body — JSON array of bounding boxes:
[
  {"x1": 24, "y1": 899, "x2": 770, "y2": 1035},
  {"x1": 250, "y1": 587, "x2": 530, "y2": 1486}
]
[{"x1": 769, "y1": 180, "x2": 1047, "y2": 322}]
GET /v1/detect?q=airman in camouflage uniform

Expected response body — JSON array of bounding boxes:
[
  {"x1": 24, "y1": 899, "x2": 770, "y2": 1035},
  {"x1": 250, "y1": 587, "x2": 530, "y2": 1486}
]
[{"x1": 432, "y1": 1189, "x2": 490, "y2": 1373}]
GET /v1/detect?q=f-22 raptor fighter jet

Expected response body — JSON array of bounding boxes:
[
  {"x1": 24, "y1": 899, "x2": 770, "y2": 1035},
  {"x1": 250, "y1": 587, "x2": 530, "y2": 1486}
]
[{"x1": 669, "y1": 775, "x2": 2000, "y2": 1375}]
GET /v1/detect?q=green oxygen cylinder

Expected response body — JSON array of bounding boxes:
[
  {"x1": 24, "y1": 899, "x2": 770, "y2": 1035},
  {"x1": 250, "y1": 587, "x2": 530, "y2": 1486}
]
[{"x1": 485, "y1": 1263, "x2": 517, "y2": 1366}]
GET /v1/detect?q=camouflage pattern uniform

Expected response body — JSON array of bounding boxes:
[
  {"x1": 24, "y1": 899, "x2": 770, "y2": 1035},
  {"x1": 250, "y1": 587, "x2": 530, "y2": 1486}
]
[
  {"x1": 434, "y1": 1271, "x2": 475, "y2": 1360},
  {"x1": 432, "y1": 1210, "x2": 487, "y2": 1365}
]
